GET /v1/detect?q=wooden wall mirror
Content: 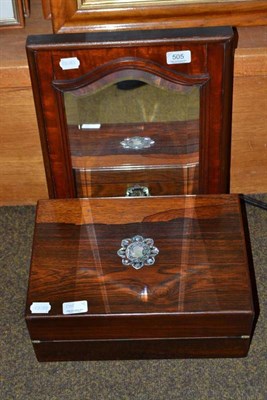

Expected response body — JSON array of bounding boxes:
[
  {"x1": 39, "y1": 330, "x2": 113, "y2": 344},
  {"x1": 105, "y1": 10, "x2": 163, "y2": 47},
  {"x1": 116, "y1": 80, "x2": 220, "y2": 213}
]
[{"x1": 27, "y1": 27, "x2": 235, "y2": 199}]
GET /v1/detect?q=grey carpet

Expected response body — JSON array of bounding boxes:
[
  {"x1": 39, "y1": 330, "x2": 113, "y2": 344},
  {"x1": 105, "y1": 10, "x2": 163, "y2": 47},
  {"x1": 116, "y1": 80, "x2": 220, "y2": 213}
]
[{"x1": 0, "y1": 195, "x2": 266, "y2": 400}]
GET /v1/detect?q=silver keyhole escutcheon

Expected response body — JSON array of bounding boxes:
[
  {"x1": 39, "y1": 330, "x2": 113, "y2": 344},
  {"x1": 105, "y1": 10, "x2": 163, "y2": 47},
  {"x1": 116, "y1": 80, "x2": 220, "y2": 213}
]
[
  {"x1": 117, "y1": 235, "x2": 159, "y2": 270},
  {"x1": 120, "y1": 136, "x2": 155, "y2": 150}
]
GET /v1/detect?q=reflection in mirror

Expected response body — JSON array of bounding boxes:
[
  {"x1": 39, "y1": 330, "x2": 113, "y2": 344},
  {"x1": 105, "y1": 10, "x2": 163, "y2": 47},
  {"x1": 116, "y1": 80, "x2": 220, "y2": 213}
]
[{"x1": 63, "y1": 78, "x2": 200, "y2": 197}]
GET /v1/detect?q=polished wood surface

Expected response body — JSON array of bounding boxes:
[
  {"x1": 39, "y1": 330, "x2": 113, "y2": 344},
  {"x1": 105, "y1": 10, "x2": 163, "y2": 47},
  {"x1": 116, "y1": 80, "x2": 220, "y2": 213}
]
[
  {"x1": 26, "y1": 27, "x2": 235, "y2": 198},
  {"x1": 49, "y1": 0, "x2": 267, "y2": 33},
  {"x1": 68, "y1": 122, "x2": 199, "y2": 167},
  {"x1": 0, "y1": 1, "x2": 266, "y2": 205},
  {"x1": 26, "y1": 195, "x2": 255, "y2": 360},
  {"x1": 33, "y1": 338, "x2": 251, "y2": 362},
  {"x1": 74, "y1": 165, "x2": 198, "y2": 197},
  {"x1": 69, "y1": 121, "x2": 199, "y2": 196}
]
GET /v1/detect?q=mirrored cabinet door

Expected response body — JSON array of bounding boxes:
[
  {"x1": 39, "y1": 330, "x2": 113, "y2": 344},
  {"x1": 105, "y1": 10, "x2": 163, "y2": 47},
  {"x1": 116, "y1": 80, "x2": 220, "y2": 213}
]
[
  {"x1": 27, "y1": 27, "x2": 235, "y2": 198},
  {"x1": 64, "y1": 76, "x2": 200, "y2": 197}
]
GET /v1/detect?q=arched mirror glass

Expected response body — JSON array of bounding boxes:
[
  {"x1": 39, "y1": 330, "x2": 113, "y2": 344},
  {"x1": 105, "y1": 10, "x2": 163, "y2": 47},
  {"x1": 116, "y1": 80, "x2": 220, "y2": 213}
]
[{"x1": 64, "y1": 76, "x2": 200, "y2": 197}]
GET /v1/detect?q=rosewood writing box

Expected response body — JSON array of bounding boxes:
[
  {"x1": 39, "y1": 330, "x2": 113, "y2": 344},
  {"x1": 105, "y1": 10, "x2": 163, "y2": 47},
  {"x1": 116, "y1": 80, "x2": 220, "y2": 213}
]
[{"x1": 25, "y1": 194, "x2": 256, "y2": 361}]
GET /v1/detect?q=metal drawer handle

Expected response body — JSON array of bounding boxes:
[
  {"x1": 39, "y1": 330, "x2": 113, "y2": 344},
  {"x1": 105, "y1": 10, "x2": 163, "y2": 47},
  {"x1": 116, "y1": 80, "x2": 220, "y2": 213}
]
[{"x1": 125, "y1": 185, "x2": 150, "y2": 197}]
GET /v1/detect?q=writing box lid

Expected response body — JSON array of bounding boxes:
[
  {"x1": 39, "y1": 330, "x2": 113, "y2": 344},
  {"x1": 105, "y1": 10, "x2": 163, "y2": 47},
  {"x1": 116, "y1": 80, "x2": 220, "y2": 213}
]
[{"x1": 26, "y1": 194, "x2": 255, "y2": 341}]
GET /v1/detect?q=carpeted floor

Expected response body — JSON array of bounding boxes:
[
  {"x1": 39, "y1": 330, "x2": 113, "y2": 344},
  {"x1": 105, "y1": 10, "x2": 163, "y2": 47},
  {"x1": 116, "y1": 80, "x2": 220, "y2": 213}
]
[{"x1": 0, "y1": 195, "x2": 266, "y2": 400}]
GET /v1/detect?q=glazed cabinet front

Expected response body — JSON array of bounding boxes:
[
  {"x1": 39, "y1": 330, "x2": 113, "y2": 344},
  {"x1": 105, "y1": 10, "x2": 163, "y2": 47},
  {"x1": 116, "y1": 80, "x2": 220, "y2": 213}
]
[{"x1": 27, "y1": 27, "x2": 235, "y2": 198}]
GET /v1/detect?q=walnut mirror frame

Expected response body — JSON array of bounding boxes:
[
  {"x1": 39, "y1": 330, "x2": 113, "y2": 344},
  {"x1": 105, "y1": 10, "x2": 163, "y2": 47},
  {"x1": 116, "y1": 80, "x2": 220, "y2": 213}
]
[{"x1": 27, "y1": 27, "x2": 235, "y2": 199}]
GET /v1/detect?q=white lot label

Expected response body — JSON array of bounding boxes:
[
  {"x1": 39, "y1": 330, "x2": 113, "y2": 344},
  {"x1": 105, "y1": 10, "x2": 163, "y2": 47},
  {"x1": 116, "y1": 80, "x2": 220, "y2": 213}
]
[
  {"x1": 59, "y1": 57, "x2": 80, "y2": 70},
  {"x1": 30, "y1": 302, "x2": 51, "y2": 314},
  {"x1": 62, "y1": 300, "x2": 88, "y2": 315},
  {"x1": 79, "y1": 123, "x2": 101, "y2": 129},
  {"x1": 166, "y1": 50, "x2": 191, "y2": 65}
]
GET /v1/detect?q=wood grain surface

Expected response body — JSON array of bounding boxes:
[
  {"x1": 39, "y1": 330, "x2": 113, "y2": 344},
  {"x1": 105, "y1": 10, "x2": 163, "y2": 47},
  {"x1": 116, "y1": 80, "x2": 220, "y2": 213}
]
[
  {"x1": 68, "y1": 122, "x2": 199, "y2": 167},
  {"x1": 26, "y1": 27, "x2": 234, "y2": 197},
  {"x1": 33, "y1": 337, "x2": 251, "y2": 361},
  {"x1": 0, "y1": 2, "x2": 266, "y2": 204},
  {"x1": 1, "y1": 12, "x2": 266, "y2": 205},
  {"x1": 74, "y1": 165, "x2": 198, "y2": 197},
  {"x1": 26, "y1": 195, "x2": 255, "y2": 348},
  {"x1": 68, "y1": 121, "x2": 199, "y2": 196},
  {"x1": 49, "y1": 0, "x2": 267, "y2": 33}
]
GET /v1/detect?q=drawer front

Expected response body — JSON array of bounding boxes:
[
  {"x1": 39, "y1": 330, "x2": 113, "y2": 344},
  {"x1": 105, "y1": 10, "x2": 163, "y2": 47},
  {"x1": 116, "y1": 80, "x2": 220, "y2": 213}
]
[
  {"x1": 70, "y1": 120, "x2": 199, "y2": 197},
  {"x1": 74, "y1": 165, "x2": 199, "y2": 197}
]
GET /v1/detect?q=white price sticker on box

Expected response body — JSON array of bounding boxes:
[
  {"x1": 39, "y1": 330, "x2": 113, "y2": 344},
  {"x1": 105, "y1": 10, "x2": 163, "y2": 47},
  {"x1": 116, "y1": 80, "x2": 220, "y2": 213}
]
[
  {"x1": 30, "y1": 302, "x2": 51, "y2": 314},
  {"x1": 59, "y1": 57, "x2": 80, "y2": 70},
  {"x1": 62, "y1": 300, "x2": 88, "y2": 315}
]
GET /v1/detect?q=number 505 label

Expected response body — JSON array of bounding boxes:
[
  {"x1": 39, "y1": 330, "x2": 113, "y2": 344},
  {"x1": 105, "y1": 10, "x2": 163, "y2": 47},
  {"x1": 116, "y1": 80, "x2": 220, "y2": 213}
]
[{"x1": 166, "y1": 50, "x2": 191, "y2": 65}]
